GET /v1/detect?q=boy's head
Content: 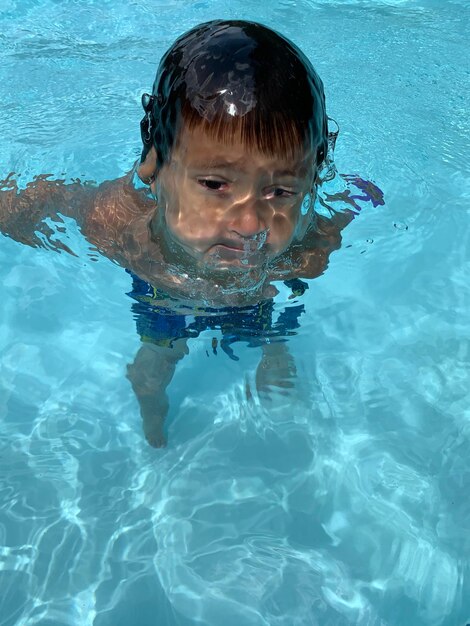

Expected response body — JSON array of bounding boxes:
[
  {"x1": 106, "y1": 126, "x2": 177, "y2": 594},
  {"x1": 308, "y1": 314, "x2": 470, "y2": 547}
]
[
  {"x1": 140, "y1": 20, "x2": 328, "y2": 170},
  {"x1": 139, "y1": 21, "x2": 330, "y2": 272}
]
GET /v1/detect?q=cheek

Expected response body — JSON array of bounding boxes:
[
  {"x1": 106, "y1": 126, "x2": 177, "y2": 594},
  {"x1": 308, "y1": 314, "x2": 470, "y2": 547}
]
[
  {"x1": 270, "y1": 212, "x2": 298, "y2": 244},
  {"x1": 160, "y1": 185, "x2": 223, "y2": 246}
]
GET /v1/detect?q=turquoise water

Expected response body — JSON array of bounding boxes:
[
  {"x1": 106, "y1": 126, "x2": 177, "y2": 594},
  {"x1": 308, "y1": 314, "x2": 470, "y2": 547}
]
[{"x1": 0, "y1": 1, "x2": 469, "y2": 625}]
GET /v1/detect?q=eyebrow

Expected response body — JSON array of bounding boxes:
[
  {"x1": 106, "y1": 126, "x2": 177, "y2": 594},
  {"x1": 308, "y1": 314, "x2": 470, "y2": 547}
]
[
  {"x1": 274, "y1": 168, "x2": 301, "y2": 178},
  {"x1": 189, "y1": 158, "x2": 247, "y2": 172},
  {"x1": 189, "y1": 160, "x2": 308, "y2": 178}
]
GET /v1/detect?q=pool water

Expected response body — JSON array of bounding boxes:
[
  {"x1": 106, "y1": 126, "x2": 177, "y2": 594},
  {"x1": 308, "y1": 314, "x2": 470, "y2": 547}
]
[{"x1": 0, "y1": 1, "x2": 469, "y2": 625}]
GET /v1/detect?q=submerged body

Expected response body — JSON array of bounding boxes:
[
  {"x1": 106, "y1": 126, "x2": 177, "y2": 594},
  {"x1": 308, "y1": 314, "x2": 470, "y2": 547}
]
[
  {"x1": 0, "y1": 20, "x2": 381, "y2": 445},
  {"x1": 0, "y1": 144, "x2": 351, "y2": 447}
]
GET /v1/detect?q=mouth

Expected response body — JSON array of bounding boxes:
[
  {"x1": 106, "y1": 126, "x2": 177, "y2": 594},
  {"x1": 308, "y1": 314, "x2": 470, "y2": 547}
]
[
  {"x1": 214, "y1": 232, "x2": 268, "y2": 253},
  {"x1": 207, "y1": 242, "x2": 266, "y2": 267}
]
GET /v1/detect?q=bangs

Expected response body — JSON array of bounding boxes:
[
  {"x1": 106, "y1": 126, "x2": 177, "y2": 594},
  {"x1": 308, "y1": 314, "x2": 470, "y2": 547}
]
[{"x1": 178, "y1": 101, "x2": 312, "y2": 159}]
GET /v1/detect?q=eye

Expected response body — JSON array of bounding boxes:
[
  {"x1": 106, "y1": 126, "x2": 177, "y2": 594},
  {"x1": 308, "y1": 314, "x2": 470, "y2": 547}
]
[
  {"x1": 268, "y1": 187, "x2": 298, "y2": 199},
  {"x1": 197, "y1": 178, "x2": 227, "y2": 191}
]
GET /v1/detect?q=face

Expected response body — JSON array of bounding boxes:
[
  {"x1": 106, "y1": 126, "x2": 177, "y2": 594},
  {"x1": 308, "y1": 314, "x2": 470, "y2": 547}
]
[{"x1": 151, "y1": 124, "x2": 316, "y2": 271}]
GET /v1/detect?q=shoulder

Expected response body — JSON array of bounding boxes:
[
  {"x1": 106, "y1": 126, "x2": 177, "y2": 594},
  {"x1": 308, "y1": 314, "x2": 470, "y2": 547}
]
[
  {"x1": 83, "y1": 173, "x2": 155, "y2": 251},
  {"x1": 275, "y1": 212, "x2": 353, "y2": 280}
]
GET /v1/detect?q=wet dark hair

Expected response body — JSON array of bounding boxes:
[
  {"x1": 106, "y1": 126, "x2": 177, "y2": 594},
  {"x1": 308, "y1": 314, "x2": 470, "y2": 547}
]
[{"x1": 140, "y1": 20, "x2": 328, "y2": 169}]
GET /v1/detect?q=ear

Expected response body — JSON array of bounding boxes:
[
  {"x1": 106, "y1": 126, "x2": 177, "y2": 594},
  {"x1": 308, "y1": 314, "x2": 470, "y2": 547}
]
[
  {"x1": 293, "y1": 187, "x2": 315, "y2": 241},
  {"x1": 137, "y1": 146, "x2": 158, "y2": 183}
]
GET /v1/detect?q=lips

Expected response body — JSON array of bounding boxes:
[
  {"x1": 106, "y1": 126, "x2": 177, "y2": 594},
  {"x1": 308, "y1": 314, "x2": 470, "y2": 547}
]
[
  {"x1": 213, "y1": 243, "x2": 260, "y2": 257},
  {"x1": 218, "y1": 242, "x2": 244, "y2": 251},
  {"x1": 213, "y1": 238, "x2": 263, "y2": 254},
  {"x1": 207, "y1": 243, "x2": 265, "y2": 267}
]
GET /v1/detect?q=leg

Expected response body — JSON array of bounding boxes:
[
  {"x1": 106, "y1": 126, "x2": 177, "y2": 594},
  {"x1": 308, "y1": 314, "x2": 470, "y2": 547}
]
[
  {"x1": 126, "y1": 338, "x2": 188, "y2": 447},
  {"x1": 255, "y1": 340, "x2": 297, "y2": 401}
]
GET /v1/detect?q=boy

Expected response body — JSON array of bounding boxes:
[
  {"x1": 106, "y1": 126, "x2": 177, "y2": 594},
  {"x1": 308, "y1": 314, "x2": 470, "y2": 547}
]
[{"x1": 0, "y1": 21, "x2": 381, "y2": 446}]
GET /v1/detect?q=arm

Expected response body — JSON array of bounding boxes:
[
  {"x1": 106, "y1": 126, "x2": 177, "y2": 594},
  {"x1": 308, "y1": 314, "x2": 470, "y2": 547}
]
[
  {"x1": 291, "y1": 210, "x2": 353, "y2": 279},
  {"x1": 297, "y1": 173, "x2": 385, "y2": 277},
  {"x1": 126, "y1": 338, "x2": 188, "y2": 447},
  {"x1": 0, "y1": 173, "x2": 95, "y2": 250}
]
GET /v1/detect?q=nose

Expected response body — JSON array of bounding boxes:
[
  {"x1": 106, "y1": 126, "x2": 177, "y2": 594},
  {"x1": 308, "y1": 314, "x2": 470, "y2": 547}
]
[{"x1": 229, "y1": 199, "x2": 266, "y2": 239}]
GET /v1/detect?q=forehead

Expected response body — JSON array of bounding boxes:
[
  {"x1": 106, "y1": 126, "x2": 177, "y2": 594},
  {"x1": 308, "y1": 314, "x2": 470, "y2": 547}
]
[{"x1": 172, "y1": 124, "x2": 315, "y2": 177}]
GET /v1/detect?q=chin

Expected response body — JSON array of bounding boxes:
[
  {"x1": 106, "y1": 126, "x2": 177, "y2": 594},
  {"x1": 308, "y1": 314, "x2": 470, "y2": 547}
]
[{"x1": 204, "y1": 259, "x2": 252, "y2": 273}]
